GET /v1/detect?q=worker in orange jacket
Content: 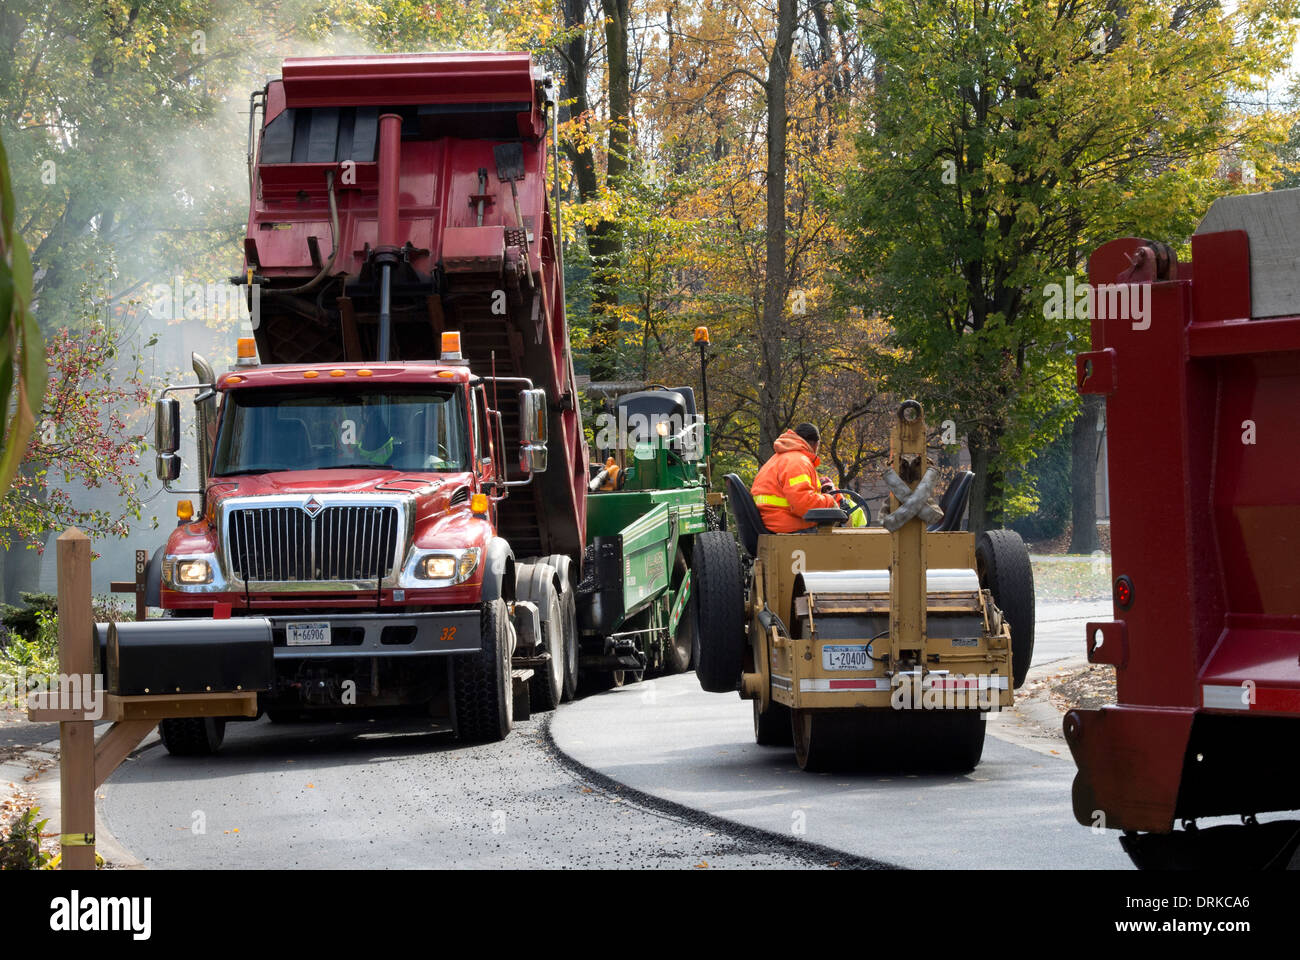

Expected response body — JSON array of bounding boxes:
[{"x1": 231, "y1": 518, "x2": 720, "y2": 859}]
[{"x1": 751, "y1": 423, "x2": 844, "y2": 533}]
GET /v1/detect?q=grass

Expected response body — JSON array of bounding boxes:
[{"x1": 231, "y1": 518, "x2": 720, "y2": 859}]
[{"x1": 1029, "y1": 554, "x2": 1112, "y2": 602}]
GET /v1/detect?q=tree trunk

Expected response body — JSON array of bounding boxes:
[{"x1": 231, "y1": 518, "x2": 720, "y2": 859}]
[
  {"x1": 587, "y1": 0, "x2": 630, "y2": 382},
  {"x1": 561, "y1": 0, "x2": 629, "y2": 383},
  {"x1": 967, "y1": 432, "x2": 1005, "y2": 534},
  {"x1": 757, "y1": 0, "x2": 797, "y2": 460},
  {"x1": 1068, "y1": 394, "x2": 1103, "y2": 553}
]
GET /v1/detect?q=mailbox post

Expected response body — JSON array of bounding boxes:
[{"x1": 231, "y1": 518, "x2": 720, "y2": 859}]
[{"x1": 28, "y1": 527, "x2": 268, "y2": 869}]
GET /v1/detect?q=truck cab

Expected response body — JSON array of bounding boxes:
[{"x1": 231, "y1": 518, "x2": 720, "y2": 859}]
[{"x1": 140, "y1": 51, "x2": 585, "y2": 754}]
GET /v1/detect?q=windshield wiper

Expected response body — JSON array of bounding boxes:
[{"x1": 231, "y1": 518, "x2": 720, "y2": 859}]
[{"x1": 211, "y1": 468, "x2": 271, "y2": 477}]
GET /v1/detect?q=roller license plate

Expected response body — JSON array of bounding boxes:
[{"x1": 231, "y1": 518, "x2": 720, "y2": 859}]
[
  {"x1": 822, "y1": 644, "x2": 872, "y2": 671},
  {"x1": 286, "y1": 621, "x2": 332, "y2": 646}
]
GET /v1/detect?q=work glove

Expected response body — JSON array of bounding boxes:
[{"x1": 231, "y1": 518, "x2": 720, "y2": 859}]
[{"x1": 820, "y1": 478, "x2": 834, "y2": 494}]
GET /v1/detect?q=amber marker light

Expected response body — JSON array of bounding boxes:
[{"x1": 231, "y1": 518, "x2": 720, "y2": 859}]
[
  {"x1": 236, "y1": 337, "x2": 259, "y2": 367},
  {"x1": 471, "y1": 493, "x2": 489, "y2": 516}
]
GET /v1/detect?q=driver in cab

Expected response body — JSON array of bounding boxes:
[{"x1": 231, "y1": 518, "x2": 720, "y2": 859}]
[{"x1": 751, "y1": 423, "x2": 865, "y2": 532}]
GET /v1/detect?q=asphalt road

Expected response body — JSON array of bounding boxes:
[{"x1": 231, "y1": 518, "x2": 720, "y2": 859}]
[
  {"x1": 99, "y1": 712, "x2": 850, "y2": 869},
  {"x1": 546, "y1": 599, "x2": 1129, "y2": 870},
  {"x1": 99, "y1": 600, "x2": 1120, "y2": 869}
]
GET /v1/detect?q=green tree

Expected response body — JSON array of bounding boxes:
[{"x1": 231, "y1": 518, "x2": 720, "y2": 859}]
[{"x1": 837, "y1": 0, "x2": 1297, "y2": 530}]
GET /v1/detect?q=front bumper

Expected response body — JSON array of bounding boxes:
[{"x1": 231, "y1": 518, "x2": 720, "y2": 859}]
[{"x1": 266, "y1": 610, "x2": 482, "y2": 658}]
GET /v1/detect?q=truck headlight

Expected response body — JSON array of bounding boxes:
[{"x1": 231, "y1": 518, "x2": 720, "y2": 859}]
[
  {"x1": 418, "y1": 555, "x2": 458, "y2": 580},
  {"x1": 413, "y1": 548, "x2": 480, "y2": 583},
  {"x1": 176, "y1": 559, "x2": 213, "y2": 584}
]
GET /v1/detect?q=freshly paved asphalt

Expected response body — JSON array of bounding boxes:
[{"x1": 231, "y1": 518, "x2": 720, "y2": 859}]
[
  {"x1": 99, "y1": 712, "x2": 846, "y2": 869},
  {"x1": 98, "y1": 600, "x2": 1126, "y2": 869},
  {"x1": 549, "y1": 600, "x2": 1131, "y2": 870}
]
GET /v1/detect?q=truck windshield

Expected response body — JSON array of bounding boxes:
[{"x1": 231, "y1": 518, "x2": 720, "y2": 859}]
[{"x1": 212, "y1": 386, "x2": 469, "y2": 475}]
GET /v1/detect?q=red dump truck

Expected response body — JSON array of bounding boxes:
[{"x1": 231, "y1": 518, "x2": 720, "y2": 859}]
[
  {"x1": 1069, "y1": 190, "x2": 1300, "y2": 869},
  {"x1": 141, "y1": 52, "x2": 587, "y2": 754}
]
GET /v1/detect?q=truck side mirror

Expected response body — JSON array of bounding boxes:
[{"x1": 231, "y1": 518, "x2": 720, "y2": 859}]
[
  {"x1": 155, "y1": 397, "x2": 182, "y2": 481},
  {"x1": 519, "y1": 389, "x2": 548, "y2": 445},
  {"x1": 155, "y1": 397, "x2": 181, "y2": 454},
  {"x1": 519, "y1": 444, "x2": 548, "y2": 474},
  {"x1": 519, "y1": 388, "x2": 548, "y2": 474},
  {"x1": 155, "y1": 454, "x2": 182, "y2": 482}
]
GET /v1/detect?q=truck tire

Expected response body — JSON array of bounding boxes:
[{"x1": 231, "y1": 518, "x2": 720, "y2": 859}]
[
  {"x1": 541, "y1": 553, "x2": 580, "y2": 703},
  {"x1": 692, "y1": 531, "x2": 746, "y2": 693},
  {"x1": 455, "y1": 598, "x2": 514, "y2": 743},
  {"x1": 976, "y1": 529, "x2": 1036, "y2": 689},
  {"x1": 159, "y1": 717, "x2": 226, "y2": 756},
  {"x1": 518, "y1": 563, "x2": 564, "y2": 712},
  {"x1": 754, "y1": 699, "x2": 793, "y2": 746},
  {"x1": 559, "y1": 586, "x2": 579, "y2": 702}
]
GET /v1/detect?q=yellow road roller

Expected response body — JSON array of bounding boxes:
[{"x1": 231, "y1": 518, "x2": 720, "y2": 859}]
[{"x1": 694, "y1": 401, "x2": 1034, "y2": 771}]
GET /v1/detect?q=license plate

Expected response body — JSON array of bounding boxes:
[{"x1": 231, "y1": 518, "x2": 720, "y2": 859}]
[
  {"x1": 286, "y1": 621, "x2": 332, "y2": 646},
  {"x1": 822, "y1": 644, "x2": 871, "y2": 671}
]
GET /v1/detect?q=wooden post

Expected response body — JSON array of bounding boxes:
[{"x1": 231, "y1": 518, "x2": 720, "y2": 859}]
[
  {"x1": 109, "y1": 548, "x2": 148, "y2": 622},
  {"x1": 56, "y1": 527, "x2": 96, "y2": 870}
]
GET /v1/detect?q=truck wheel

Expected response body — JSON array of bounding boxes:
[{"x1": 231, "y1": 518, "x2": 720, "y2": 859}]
[
  {"x1": 754, "y1": 699, "x2": 793, "y2": 746},
  {"x1": 531, "y1": 580, "x2": 565, "y2": 713},
  {"x1": 518, "y1": 563, "x2": 564, "y2": 712},
  {"x1": 455, "y1": 598, "x2": 514, "y2": 743},
  {"x1": 976, "y1": 530, "x2": 1036, "y2": 688},
  {"x1": 159, "y1": 717, "x2": 226, "y2": 757},
  {"x1": 559, "y1": 587, "x2": 579, "y2": 703},
  {"x1": 692, "y1": 531, "x2": 746, "y2": 693}
]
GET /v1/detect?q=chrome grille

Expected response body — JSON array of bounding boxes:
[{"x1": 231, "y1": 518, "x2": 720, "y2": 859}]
[{"x1": 228, "y1": 504, "x2": 400, "y2": 582}]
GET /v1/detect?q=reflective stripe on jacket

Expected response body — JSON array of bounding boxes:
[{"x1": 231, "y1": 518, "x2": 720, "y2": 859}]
[{"x1": 750, "y1": 430, "x2": 839, "y2": 533}]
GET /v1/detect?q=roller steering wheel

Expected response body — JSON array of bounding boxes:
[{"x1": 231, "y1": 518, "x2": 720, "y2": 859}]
[{"x1": 827, "y1": 488, "x2": 872, "y2": 527}]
